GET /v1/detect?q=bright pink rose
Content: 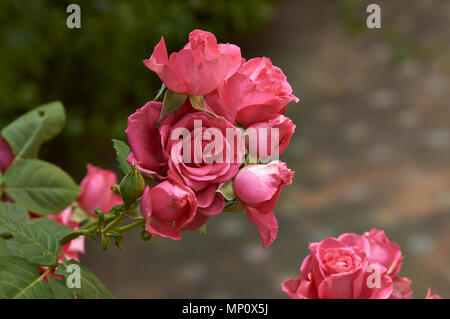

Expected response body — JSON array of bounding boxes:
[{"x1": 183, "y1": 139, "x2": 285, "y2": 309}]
[
  {"x1": 127, "y1": 100, "x2": 244, "y2": 220},
  {"x1": 77, "y1": 164, "x2": 122, "y2": 216},
  {"x1": 246, "y1": 114, "x2": 295, "y2": 159},
  {"x1": 281, "y1": 230, "x2": 397, "y2": 299},
  {"x1": 233, "y1": 161, "x2": 294, "y2": 248},
  {"x1": 206, "y1": 57, "x2": 299, "y2": 127},
  {"x1": 141, "y1": 172, "x2": 197, "y2": 240},
  {"x1": 389, "y1": 277, "x2": 413, "y2": 299},
  {"x1": 426, "y1": 289, "x2": 442, "y2": 299},
  {"x1": 0, "y1": 137, "x2": 14, "y2": 173},
  {"x1": 144, "y1": 29, "x2": 242, "y2": 96},
  {"x1": 48, "y1": 207, "x2": 85, "y2": 262}
]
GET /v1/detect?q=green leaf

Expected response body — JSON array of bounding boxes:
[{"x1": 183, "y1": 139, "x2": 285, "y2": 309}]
[
  {"x1": 189, "y1": 95, "x2": 220, "y2": 120},
  {"x1": 112, "y1": 139, "x2": 132, "y2": 175},
  {"x1": 153, "y1": 83, "x2": 166, "y2": 101},
  {"x1": 0, "y1": 238, "x2": 21, "y2": 256},
  {"x1": 223, "y1": 198, "x2": 245, "y2": 213},
  {"x1": 48, "y1": 276, "x2": 74, "y2": 299},
  {"x1": 159, "y1": 89, "x2": 187, "y2": 125},
  {"x1": 197, "y1": 224, "x2": 207, "y2": 235},
  {"x1": 0, "y1": 213, "x2": 60, "y2": 266},
  {"x1": 32, "y1": 217, "x2": 73, "y2": 239},
  {"x1": 4, "y1": 159, "x2": 80, "y2": 215},
  {"x1": 217, "y1": 180, "x2": 236, "y2": 201},
  {"x1": 0, "y1": 202, "x2": 30, "y2": 235},
  {"x1": 0, "y1": 255, "x2": 54, "y2": 299},
  {"x1": 1, "y1": 101, "x2": 66, "y2": 159},
  {"x1": 55, "y1": 260, "x2": 114, "y2": 299}
]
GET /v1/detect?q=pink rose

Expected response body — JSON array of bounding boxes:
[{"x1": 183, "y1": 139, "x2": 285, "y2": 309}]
[
  {"x1": 426, "y1": 289, "x2": 442, "y2": 299},
  {"x1": 127, "y1": 100, "x2": 244, "y2": 220},
  {"x1": 281, "y1": 230, "x2": 397, "y2": 299},
  {"x1": 389, "y1": 277, "x2": 413, "y2": 299},
  {"x1": 206, "y1": 57, "x2": 299, "y2": 127},
  {"x1": 233, "y1": 161, "x2": 294, "y2": 248},
  {"x1": 48, "y1": 207, "x2": 85, "y2": 262},
  {"x1": 0, "y1": 137, "x2": 14, "y2": 173},
  {"x1": 77, "y1": 164, "x2": 122, "y2": 216},
  {"x1": 141, "y1": 172, "x2": 197, "y2": 240},
  {"x1": 246, "y1": 114, "x2": 295, "y2": 159},
  {"x1": 144, "y1": 29, "x2": 242, "y2": 96}
]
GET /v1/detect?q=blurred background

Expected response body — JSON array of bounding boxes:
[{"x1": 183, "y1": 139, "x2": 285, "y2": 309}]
[{"x1": 1, "y1": 0, "x2": 449, "y2": 298}]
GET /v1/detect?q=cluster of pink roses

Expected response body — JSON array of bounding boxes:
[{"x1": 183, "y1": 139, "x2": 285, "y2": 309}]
[
  {"x1": 281, "y1": 229, "x2": 442, "y2": 299},
  {"x1": 126, "y1": 29, "x2": 298, "y2": 248}
]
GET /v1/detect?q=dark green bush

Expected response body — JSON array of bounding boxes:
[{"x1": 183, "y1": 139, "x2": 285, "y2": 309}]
[{"x1": 0, "y1": 0, "x2": 273, "y2": 178}]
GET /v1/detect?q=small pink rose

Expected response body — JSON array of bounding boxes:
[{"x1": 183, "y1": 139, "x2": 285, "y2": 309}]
[
  {"x1": 144, "y1": 29, "x2": 242, "y2": 96},
  {"x1": 78, "y1": 164, "x2": 122, "y2": 216},
  {"x1": 426, "y1": 289, "x2": 442, "y2": 299},
  {"x1": 233, "y1": 160, "x2": 294, "y2": 248}
]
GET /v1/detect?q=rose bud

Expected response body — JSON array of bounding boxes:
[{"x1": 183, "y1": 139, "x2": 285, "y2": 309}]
[
  {"x1": 78, "y1": 164, "x2": 123, "y2": 216},
  {"x1": 246, "y1": 114, "x2": 295, "y2": 160},
  {"x1": 119, "y1": 167, "x2": 145, "y2": 206},
  {"x1": 141, "y1": 176, "x2": 197, "y2": 240},
  {"x1": 233, "y1": 160, "x2": 294, "y2": 248},
  {"x1": 144, "y1": 29, "x2": 241, "y2": 96}
]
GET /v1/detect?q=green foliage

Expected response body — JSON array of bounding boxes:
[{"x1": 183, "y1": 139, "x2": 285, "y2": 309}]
[
  {"x1": 55, "y1": 260, "x2": 114, "y2": 299},
  {"x1": 1, "y1": 101, "x2": 65, "y2": 159},
  {"x1": 4, "y1": 159, "x2": 80, "y2": 215},
  {"x1": 0, "y1": 207, "x2": 61, "y2": 266},
  {"x1": 160, "y1": 90, "x2": 188, "y2": 125},
  {"x1": 0, "y1": 255, "x2": 54, "y2": 299},
  {"x1": 112, "y1": 139, "x2": 132, "y2": 175}
]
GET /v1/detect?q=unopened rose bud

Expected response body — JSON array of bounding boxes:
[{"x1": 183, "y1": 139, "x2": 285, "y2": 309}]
[{"x1": 120, "y1": 167, "x2": 145, "y2": 206}]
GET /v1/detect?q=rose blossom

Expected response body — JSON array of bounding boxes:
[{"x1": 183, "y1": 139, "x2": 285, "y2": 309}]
[
  {"x1": 206, "y1": 57, "x2": 299, "y2": 127},
  {"x1": 0, "y1": 137, "x2": 14, "y2": 173},
  {"x1": 77, "y1": 164, "x2": 122, "y2": 216},
  {"x1": 426, "y1": 289, "x2": 442, "y2": 299},
  {"x1": 233, "y1": 160, "x2": 294, "y2": 248},
  {"x1": 281, "y1": 230, "x2": 396, "y2": 299},
  {"x1": 141, "y1": 171, "x2": 197, "y2": 240},
  {"x1": 127, "y1": 100, "x2": 245, "y2": 222},
  {"x1": 144, "y1": 29, "x2": 242, "y2": 96}
]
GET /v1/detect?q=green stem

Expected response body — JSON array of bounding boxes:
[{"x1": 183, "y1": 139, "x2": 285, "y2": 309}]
[
  {"x1": 116, "y1": 218, "x2": 145, "y2": 233},
  {"x1": 59, "y1": 204, "x2": 126, "y2": 245}
]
